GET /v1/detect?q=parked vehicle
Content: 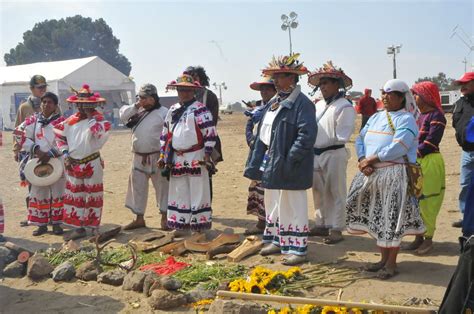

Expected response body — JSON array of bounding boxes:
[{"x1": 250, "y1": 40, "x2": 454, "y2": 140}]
[{"x1": 440, "y1": 90, "x2": 461, "y2": 113}]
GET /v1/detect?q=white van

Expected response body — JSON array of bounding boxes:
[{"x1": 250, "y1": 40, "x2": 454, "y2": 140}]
[{"x1": 440, "y1": 90, "x2": 461, "y2": 113}]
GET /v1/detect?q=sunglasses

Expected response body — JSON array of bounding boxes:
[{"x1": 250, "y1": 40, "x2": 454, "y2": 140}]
[{"x1": 35, "y1": 85, "x2": 47, "y2": 90}]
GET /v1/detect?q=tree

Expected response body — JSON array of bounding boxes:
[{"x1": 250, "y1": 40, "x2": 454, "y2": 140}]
[
  {"x1": 415, "y1": 72, "x2": 457, "y2": 91},
  {"x1": 4, "y1": 15, "x2": 131, "y2": 75}
]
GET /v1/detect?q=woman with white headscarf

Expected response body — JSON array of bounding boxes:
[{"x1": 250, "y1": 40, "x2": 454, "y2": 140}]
[{"x1": 346, "y1": 79, "x2": 425, "y2": 279}]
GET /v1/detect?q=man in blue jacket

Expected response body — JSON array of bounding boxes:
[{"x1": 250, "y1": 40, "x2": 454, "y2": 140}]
[{"x1": 244, "y1": 54, "x2": 317, "y2": 265}]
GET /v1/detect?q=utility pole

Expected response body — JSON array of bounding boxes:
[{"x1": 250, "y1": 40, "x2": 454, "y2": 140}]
[
  {"x1": 387, "y1": 45, "x2": 402, "y2": 79},
  {"x1": 212, "y1": 82, "x2": 227, "y2": 107}
]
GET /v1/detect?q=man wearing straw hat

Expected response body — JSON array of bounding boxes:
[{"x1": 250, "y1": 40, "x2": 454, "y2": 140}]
[
  {"x1": 158, "y1": 74, "x2": 217, "y2": 232},
  {"x1": 244, "y1": 75, "x2": 276, "y2": 235},
  {"x1": 307, "y1": 61, "x2": 356, "y2": 244},
  {"x1": 54, "y1": 84, "x2": 111, "y2": 239},
  {"x1": 245, "y1": 54, "x2": 316, "y2": 265},
  {"x1": 15, "y1": 92, "x2": 66, "y2": 236}
]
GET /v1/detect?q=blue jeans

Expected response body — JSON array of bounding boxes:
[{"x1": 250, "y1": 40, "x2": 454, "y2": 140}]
[{"x1": 460, "y1": 150, "x2": 474, "y2": 213}]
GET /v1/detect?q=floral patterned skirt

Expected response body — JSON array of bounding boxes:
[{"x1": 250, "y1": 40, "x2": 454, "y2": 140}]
[{"x1": 346, "y1": 164, "x2": 425, "y2": 248}]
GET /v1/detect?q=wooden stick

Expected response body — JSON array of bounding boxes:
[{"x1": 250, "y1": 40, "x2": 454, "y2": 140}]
[
  {"x1": 4, "y1": 241, "x2": 33, "y2": 254},
  {"x1": 216, "y1": 291, "x2": 437, "y2": 313}
]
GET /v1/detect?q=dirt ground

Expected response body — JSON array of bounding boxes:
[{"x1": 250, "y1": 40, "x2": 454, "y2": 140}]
[{"x1": 0, "y1": 113, "x2": 464, "y2": 313}]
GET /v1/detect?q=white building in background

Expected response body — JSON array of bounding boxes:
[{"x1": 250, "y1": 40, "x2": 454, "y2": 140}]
[{"x1": 0, "y1": 56, "x2": 135, "y2": 129}]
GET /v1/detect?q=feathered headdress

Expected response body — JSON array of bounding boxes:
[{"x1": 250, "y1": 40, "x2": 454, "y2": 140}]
[
  {"x1": 66, "y1": 84, "x2": 106, "y2": 105},
  {"x1": 308, "y1": 61, "x2": 353, "y2": 90},
  {"x1": 262, "y1": 53, "x2": 309, "y2": 76},
  {"x1": 166, "y1": 74, "x2": 202, "y2": 91}
]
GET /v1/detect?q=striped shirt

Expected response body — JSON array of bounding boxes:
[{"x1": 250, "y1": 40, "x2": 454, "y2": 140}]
[{"x1": 417, "y1": 110, "x2": 446, "y2": 158}]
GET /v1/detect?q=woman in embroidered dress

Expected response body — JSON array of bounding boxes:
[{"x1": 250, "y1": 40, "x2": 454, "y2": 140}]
[
  {"x1": 346, "y1": 79, "x2": 425, "y2": 279},
  {"x1": 400, "y1": 82, "x2": 446, "y2": 255},
  {"x1": 15, "y1": 92, "x2": 66, "y2": 236},
  {"x1": 54, "y1": 85, "x2": 110, "y2": 239},
  {"x1": 158, "y1": 74, "x2": 217, "y2": 232}
]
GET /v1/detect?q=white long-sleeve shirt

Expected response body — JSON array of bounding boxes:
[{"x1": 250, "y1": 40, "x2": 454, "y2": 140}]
[
  {"x1": 120, "y1": 104, "x2": 168, "y2": 154},
  {"x1": 314, "y1": 97, "x2": 356, "y2": 148}
]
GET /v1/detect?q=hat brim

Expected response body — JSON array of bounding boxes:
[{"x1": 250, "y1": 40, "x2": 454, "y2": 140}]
[
  {"x1": 308, "y1": 73, "x2": 353, "y2": 89},
  {"x1": 66, "y1": 97, "x2": 106, "y2": 104},
  {"x1": 24, "y1": 158, "x2": 63, "y2": 187},
  {"x1": 250, "y1": 82, "x2": 275, "y2": 91},
  {"x1": 262, "y1": 68, "x2": 309, "y2": 76},
  {"x1": 454, "y1": 79, "x2": 472, "y2": 85},
  {"x1": 166, "y1": 83, "x2": 202, "y2": 90}
]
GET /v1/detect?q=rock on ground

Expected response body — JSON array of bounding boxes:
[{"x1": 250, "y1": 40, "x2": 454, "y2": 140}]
[
  {"x1": 51, "y1": 261, "x2": 76, "y2": 282},
  {"x1": 97, "y1": 269, "x2": 126, "y2": 286},
  {"x1": 143, "y1": 272, "x2": 160, "y2": 297},
  {"x1": 27, "y1": 254, "x2": 54, "y2": 280},
  {"x1": 208, "y1": 299, "x2": 267, "y2": 314},
  {"x1": 185, "y1": 288, "x2": 217, "y2": 303},
  {"x1": 3, "y1": 261, "x2": 25, "y2": 278},
  {"x1": 76, "y1": 260, "x2": 102, "y2": 281},
  {"x1": 122, "y1": 270, "x2": 147, "y2": 292},
  {"x1": 159, "y1": 276, "x2": 182, "y2": 291},
  {"x1": 148, "y1": 289, "x2": 188, "y2": 310},
  {"x1": 0, "y1": 247, "x2": 17, "y2": 270}
]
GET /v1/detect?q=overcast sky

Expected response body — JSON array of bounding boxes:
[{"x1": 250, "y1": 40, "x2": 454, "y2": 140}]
[{"x1": 1, "y1": 0, "x2": 473, "y2": 102}]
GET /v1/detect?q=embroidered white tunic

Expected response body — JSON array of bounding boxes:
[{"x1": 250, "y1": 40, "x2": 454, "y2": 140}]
[
  {"x1": 120, "y1": 104, "x2": 169, "y2": 215},
  {"x1": 16, "y1": 113, "x2": 65, "y2": 226},
  {"x1": 54, "y1": 112, "x2": 110, "y2": 228},
  {"x1": 160, "y1": 100, "x2": 217, "y2": 231}
]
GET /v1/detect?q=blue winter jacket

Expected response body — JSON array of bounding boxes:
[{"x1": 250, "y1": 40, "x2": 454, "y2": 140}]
[{"x1": 244, "y1": 86, "x2": 317, "y2": 190}]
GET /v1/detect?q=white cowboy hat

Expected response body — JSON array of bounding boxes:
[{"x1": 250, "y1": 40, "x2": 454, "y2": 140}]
[{"x1": 24, "y1": 158, "x2": 63, "y2": 187}]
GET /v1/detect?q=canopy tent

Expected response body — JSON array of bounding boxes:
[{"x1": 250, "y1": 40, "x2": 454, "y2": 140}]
[{"x1": 0, "y1": 56, "x2": 135, "y2": 129}]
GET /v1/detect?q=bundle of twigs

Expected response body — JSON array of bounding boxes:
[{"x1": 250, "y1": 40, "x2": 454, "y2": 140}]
[{"x1": 281, "y1": 262, "x2": 372, "y2": 293}]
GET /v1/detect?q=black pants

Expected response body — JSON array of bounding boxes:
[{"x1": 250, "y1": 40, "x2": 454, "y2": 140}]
[{"x1": 439, "y1": 237, "x2": 474, "y2": 313}]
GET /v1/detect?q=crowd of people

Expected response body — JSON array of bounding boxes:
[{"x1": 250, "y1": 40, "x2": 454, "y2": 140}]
[{"x1": 1, "y1": 56, "x2": 474, "y2": 276}]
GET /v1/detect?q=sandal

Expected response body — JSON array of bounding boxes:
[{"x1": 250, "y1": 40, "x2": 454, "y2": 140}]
[
  {"x1": 160, "y1": 214, "x2": 171, "y2": 231},
  {"x1": 64, "y1": 227, "x2": 87, "y2": 241},
  {"x1": 415, "y1": 239, "x2": 433, "y2": 255},
  {"x1": 260, "y1": 243, "x2": 281, "y2": 256},
  {"x1": 33, "y1": 226, "x2": 48, "y2": 236},
  {"x1": 244, "y1": 225, "x2": 264, "y2": 236},
  {"x1": 308, "y1": 227, "x2": 329, "y2": 237},
  {"x1": 323, "y1": 235, "x2": 344, "y2": 244},
  {"x1": 123, "y1": 219, "x2": 146, "y2": 231},
  {"x1": 19, "y1": 220, "x2": 28, "y2": 227},
  {"x1": 364, "y1": 262, "x2": 385, "y2": 272},
  {"x1": 52, "y1": 224, "x2": 64, "y2": 235},
  {"x1": 282, "y1": 254, "x2": 308, "y2": 266},
  {"x1": 376, "y1": 267, "x2": 398, "y2": 280},
  {"x1": 401, "y1": 237, "x2": 423, "y2": 251}
]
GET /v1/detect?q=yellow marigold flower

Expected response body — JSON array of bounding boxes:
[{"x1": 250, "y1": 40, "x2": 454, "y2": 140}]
[
  {"x1": 267, "y1": 310, "x2": 277, "y2": 314},
  {"x1": 295, "y1": 304, "x2": 315, "y2": 314},
  {"x1": 285, "y1": 267, "x2": 302, "y2": 278},
  {"x1": 228, "y1": 278, "x2": 246, "y2": 292},
  {"x1": 349, "y1": 308, "x2": 363, "y2": 314},
  {"x1": 278, "y1": 306, "x2": 292, "y2": 314},
  {"x1": 192, "y1": 299, "x2": 213, "y2": 307},
  {"x1": 322, "y1": 306, "x2": 344, "y2": 314}
]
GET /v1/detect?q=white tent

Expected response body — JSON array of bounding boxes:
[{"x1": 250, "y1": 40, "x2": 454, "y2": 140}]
[{"x1": 0, "y1": 56, "x2": 135, "y2": 129}]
